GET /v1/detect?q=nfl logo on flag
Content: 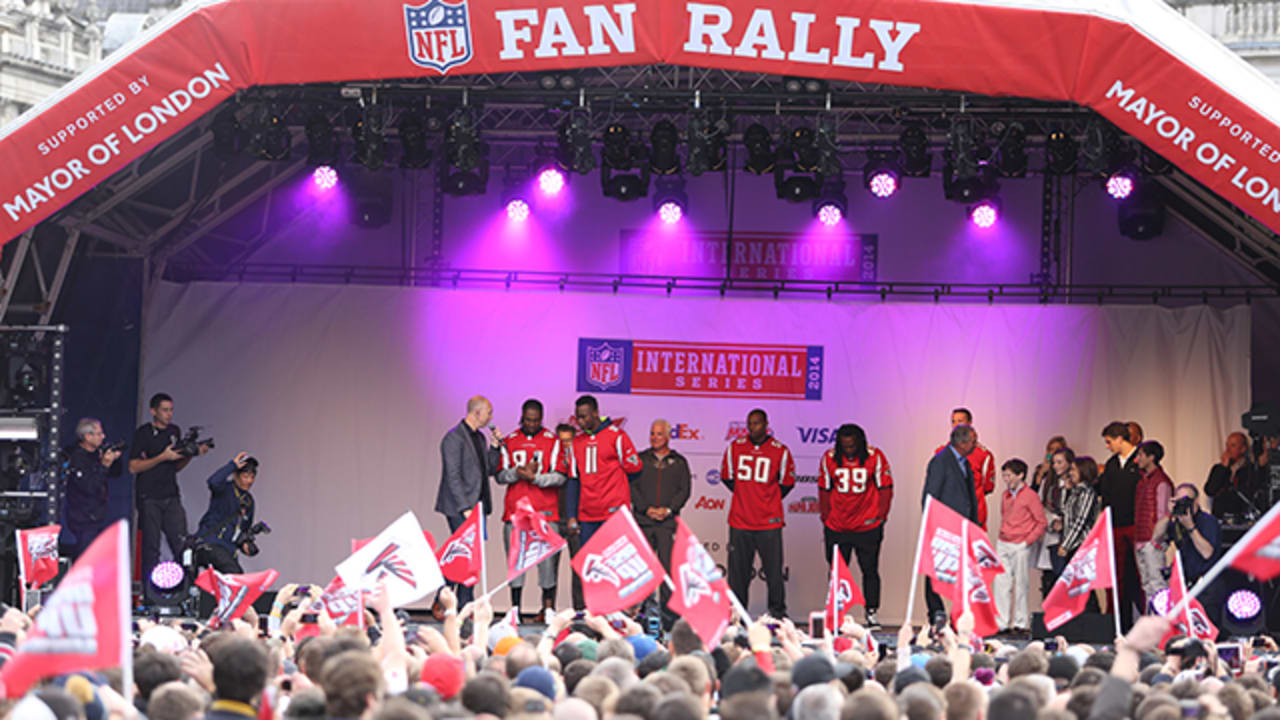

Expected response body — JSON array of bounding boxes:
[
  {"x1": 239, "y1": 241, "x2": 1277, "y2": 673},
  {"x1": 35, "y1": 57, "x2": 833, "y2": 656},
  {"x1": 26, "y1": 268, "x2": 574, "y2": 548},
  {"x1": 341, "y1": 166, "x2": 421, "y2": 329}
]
[
  {"x1": 586, "y1": 342, "x2": 625, "y2": 390},
  {"x1": 404, "y1": 0, "x2": 473, "y2": 74}
]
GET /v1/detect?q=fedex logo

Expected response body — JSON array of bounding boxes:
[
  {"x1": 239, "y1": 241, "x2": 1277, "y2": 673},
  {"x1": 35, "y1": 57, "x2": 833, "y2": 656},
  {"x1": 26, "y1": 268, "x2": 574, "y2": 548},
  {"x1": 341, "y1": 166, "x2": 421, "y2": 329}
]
[
  {"x1": 797, "y1": 426, "x2": 841, "y2": 444},
  {"x1": 694, "y1": 496, "x2": 725, "y2": 511},
  {"x1": 671, "y1": 423, "x2": 702, "y2": 440}
]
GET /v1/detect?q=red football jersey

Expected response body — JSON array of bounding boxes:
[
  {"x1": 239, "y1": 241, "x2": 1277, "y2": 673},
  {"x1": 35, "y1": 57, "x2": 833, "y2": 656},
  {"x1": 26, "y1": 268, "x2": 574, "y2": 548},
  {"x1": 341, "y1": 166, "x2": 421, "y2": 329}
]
[
  {"x1": 721, "y1": 436, "x2": 796, "y2": 530},
  {"x1": 499, "y1": 428, "x2": 564, "y2": 522},
  {"x1": 934, "y1": 441, "x2": 996, "y2": 528},
  {"x1": 567, "y1": 421, "x2": 642, "y2": 522},
  {"x1": 818, "y1": 447, "x2": 894, "y2": 532}
]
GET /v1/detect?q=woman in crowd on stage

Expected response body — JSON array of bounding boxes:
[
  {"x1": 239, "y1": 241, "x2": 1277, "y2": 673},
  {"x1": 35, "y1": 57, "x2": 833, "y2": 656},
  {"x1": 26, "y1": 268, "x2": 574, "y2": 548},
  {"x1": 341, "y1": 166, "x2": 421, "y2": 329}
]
[
  {"x1": 1059, "y1": 454, "x2": 1104, "y2": 612},
  {"x1": 1035, "y1": 445, "x2": 1072, "y2": 597}
]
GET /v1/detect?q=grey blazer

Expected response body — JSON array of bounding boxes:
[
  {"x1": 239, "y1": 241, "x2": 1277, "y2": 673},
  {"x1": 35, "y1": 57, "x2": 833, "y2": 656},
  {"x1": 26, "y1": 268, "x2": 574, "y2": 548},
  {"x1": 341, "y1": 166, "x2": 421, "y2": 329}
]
[
  {"x1": 434, "y1": 421, "x2": 500, "y2": 517},
  {"x1": 922, "y1": 446, "x2": 979, "y2": 523}
]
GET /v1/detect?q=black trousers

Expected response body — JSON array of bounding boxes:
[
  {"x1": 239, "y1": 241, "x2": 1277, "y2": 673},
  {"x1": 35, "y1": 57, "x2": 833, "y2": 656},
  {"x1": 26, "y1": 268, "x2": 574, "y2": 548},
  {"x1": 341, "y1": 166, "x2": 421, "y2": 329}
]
[
  {"x1": 199, "y1": 544, "x2": 243, "y2": 574},
  {"x1": 641, "y1": 522, "x2": 677, "y2": 625},
  {"x1": 728, "y1": 527, "x2": 786, "y2": 618},
  {"x1": 139, "y1": 497, "x2": 188, "y2": 580},
  {"x1": 924, "y1": 576, "x2": 947, "y2": 620},
  {"x1": 824, "y1": 525, "x2": 884, "y2": 610},
  {"x1": 567, "y1": 529, "x2": 585, "y2": 610},
  {"x1": 445, "y1": 513, "x2": 474, "y2": 606}
]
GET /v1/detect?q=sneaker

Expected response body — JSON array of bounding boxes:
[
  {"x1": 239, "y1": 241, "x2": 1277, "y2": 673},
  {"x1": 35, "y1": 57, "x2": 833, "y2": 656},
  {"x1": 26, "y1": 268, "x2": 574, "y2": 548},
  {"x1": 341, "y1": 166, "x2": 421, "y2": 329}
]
[
  {"x1": 865, "y1": 609, "x2": 882, "y2": 631},
  {"x1": 540, "y1": 608, "x2": 555, "y2": 625}
]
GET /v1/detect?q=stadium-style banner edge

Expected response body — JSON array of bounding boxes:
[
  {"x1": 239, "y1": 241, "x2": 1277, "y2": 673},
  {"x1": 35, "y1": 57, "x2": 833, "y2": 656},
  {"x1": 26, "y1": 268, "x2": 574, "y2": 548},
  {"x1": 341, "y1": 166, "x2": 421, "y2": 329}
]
[{"x1": 3, "y1": 0, "x2": 1279, "y2": 241}]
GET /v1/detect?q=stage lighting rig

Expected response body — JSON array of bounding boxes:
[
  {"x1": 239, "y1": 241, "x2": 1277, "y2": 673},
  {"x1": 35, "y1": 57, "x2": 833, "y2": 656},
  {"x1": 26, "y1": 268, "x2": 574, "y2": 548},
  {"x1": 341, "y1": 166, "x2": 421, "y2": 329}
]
[
  {"x1": 742, "y1": 124, "x2": 775, "y2": 175},
  {"x1": 1117, "y1": 177, "x2": 1165, "y2": 240},
  {"x1": 1223, "y1": 585, "x2": 1265, "y2": 637},
  {"x1": 557, "y1": 111, "x2": 596, "y2": 174},
  {"x1": 995, "y1": 122, "x2": 1028, "y2": 178},
  {"x1": 943, "y1": 117, "x2": 996, "y2": 203},
  {"x1": 899, "y1": 124, "x2": 931, "y2": 177},
  {"x1": 815, "y1": 116, "x2": 841, "y2": 178},
  {"x1": 144, "y1": 560, "x2": 193, "y2": 616},
  {"x1": 352, "y1": 104, "x2": 386, "y2": 171},
  {"x1": 775, "y1": 126, "x2": 824, "y2": 202},
  {"x1": 247, "y1": 105, "x2": 291, "y2": 161},
  {"x1": 442, "y1": 109, "x2": 490, "y2": 196},
  {"x1": 650, "y1": 120, "x2": 681, "y2": 176},
  {"x1": 600, "y1": 123, "x2": 650, "y2": 201},
  {"x1": 863, "y1": 151, "x2": 901, "y2": 199},
  {"x1": 813, "y1": 179, "x2": 848, "y2": 225},
  {"x1": 398, "y1": 113, "x2": 432, "y2": 169},
  {"x1": 305, "y1": 113, "x2": 338, "y2": 167},
  {"x1": 652, "y1": 176, "x2": 688, "y2": 224},
  {"x1": 533, "y1": 152, "x2": 566, "y2": 196},
  {"x1": 211, "y1": 109, "x2": 240, "y2": 160},
  {"x1": 1045, "y1": 127, "x2": 1078, "y2": 175},
  {"x1": 687, "y1": 112, "x2": 727, "y2": 176}
]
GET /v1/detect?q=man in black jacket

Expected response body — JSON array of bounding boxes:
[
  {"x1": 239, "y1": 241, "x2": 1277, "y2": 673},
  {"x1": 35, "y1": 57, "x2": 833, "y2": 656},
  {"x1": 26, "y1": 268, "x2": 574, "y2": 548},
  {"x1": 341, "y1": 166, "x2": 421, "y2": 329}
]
[
  {"x1": 632, "y1": 419, "x2": 691, "y2": 628},
  {"x1": 1099, "y1": 420, "x2": 1142, "y2": 632},
  {"x1": 62, "y1": 418, "x2": 123, "y2": 559},
  {"x1": 921, "y1": 424, "x2": 979, "y2": 625},
  {"x1": 1204, "y1": 431, "x2": 1265, "y2": 520},
  {"x1": 195, "y1": 452, "x2": 257, "y2": 573}
]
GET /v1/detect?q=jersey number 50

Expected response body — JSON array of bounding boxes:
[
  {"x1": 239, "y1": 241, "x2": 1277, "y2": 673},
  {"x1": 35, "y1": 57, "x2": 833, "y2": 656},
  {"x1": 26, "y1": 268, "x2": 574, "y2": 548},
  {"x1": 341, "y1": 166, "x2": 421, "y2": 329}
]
[{"x1": 736, "y1": 455, "x2": 773, "y2": 483}]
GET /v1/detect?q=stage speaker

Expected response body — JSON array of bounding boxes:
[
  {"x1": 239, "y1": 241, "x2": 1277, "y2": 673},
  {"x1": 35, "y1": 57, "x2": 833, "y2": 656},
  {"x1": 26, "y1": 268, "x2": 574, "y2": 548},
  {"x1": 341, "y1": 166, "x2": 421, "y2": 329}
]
[{"x1": 1031, "y1": 612, "x2": 1116, "y2": 645}]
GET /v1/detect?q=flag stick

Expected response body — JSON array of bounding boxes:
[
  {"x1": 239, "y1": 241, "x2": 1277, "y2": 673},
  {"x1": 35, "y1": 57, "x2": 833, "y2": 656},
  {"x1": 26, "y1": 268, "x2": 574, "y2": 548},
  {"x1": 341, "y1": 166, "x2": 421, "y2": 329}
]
[
  {"x1": 1167, "y1": 500, "x2": 1280, "y2": 621},
  {"x1": 118, "y1": 522, "x2": 135, "y2": 705},
  {"x1": 1104, "y1": 508, "x2": 1122, "y2": 640},
  {"x1": 961, "y1": 517, "x2": 971, "y2": 617},
  {"x1": 1177, "y1": 553, "x2": 1194, "y2": 635},
  {"x1": 728, "y1": 588, "x2": 752, "y2": 626},
  {"x1": 477, "y1": 502, "x2": 487, "y2": 599},
  {"x1": 905, "y1": 496, "x2": 931, "y2": 626},
  {"x1": 14, "y1": 528, "x2": 25, "y2": 611}
]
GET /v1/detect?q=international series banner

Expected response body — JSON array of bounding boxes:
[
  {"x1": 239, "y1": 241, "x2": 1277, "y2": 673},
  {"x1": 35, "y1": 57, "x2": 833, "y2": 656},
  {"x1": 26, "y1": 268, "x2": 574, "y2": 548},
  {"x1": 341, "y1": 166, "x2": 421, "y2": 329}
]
[
  {"x1": 620, "y1": 230, "x2": 879, "y2": 282},
  {"x1": 576, "y1": 338, "x2": 825, "y2": 400}
]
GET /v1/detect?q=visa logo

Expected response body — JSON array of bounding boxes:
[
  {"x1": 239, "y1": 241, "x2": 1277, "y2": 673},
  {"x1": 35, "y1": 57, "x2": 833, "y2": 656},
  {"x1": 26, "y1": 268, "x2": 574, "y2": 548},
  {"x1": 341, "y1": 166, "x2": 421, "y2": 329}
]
[{"x1": 797, "y1": 426, "x2": 841, "y2": 443}]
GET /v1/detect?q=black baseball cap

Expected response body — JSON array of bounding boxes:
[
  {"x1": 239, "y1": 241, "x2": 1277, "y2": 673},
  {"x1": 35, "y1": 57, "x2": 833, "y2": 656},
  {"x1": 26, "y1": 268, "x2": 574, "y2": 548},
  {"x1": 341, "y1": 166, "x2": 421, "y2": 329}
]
[{"x1": 792, "y1": 654, "x2": 856, "y2": 690}]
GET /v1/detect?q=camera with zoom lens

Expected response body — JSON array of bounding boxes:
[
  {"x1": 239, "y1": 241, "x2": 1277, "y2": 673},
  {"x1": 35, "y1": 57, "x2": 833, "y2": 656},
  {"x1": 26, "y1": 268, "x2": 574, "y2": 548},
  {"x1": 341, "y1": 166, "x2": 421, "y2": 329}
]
[
  {"x1": 101, "y1": 440, "x2": 126, "y2": 454},
  {"x1": 1173, "y1": 497, "x2": 1195, "y2": 517},
  {"x1": 236, "y1": 520, "x2": 271, "y2": 557},
  {"x1": 177, "y1": 427, "x2": 214, "y2": 457}
]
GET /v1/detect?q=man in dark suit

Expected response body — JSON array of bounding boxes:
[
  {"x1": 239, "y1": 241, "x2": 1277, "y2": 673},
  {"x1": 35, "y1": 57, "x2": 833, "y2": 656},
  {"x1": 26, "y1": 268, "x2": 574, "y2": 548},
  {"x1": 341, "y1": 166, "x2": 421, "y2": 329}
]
[
  {"x1": 435, "y1": 395, "x2": 502, "y2": 605},
  {"x1": 921, "y1": 424, "x2": 979, "y2": 625},
  {"x1": 1099, "y1": 420, "x2": 1142, "y2": 632}
]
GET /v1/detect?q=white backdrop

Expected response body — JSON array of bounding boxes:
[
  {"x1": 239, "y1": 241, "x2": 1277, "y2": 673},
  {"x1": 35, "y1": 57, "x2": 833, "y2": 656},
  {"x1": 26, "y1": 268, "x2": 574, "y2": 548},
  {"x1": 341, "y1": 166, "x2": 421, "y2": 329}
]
[{"x1": 141, "y1": 282, "x2": 1251, "y2": 623}]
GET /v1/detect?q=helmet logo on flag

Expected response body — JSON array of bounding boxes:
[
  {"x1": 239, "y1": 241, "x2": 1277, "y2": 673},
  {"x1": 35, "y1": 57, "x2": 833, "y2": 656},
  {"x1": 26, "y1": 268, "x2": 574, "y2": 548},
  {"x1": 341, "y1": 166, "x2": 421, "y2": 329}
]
[
  {"x1": 366, "y1": 543, "x2": 417, "y2": 587},
  {"x1": 27, "y1": 532, "x2": 57, "y2": 560},
  {"x1": 515, "y1": 533, "x2": 553, "y2": 570},
  {"x1": 678, "y1": 541, "x2": 721, "y2": 607},
  {"x1": 581, "y1": 554, "x2": 621, "y2": 587},
  {"x1": 970, "y1": 537, "x2": 1001, "y2": 571},
  {"x1": 1058, "y1": 546, "x2": 1097, "y2": 597},
  {"x1": 585, "y1": 342, "x2": 625, "y2": 390},
  {"x1": 439, "y1": 529, "x2": 474, "y2": 566},
  {"x1": 1259, "y1": 537, "x2": 1280, "y2": 561},
  {"x1": 837, "y1": 579, "x2": 853, "y2": 605},
  {"x1": 404, "y1": 0, "x2": 473, "y2": 74}
]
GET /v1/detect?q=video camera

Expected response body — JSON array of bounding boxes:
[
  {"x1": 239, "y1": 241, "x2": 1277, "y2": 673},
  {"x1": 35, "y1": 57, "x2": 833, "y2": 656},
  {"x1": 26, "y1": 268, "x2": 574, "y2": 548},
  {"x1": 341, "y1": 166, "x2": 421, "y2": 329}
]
[
  {"x1": 236, "y1": 520, "x2": 271, "y2": 557},
  {"x1": 101, "y1": 440, "x2": 126, "y2": 454},
  {"x1": 1173, "y1": 496, "x2": 1196, "y2": 518},
  {"x1": 177, "y1": 427, "x2": 214, "y2": 457}
]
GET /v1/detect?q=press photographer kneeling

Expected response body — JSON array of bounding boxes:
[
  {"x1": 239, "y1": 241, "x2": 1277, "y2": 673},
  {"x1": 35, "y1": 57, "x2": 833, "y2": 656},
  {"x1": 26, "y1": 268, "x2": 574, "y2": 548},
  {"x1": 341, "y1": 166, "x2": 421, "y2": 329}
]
[
  {"x1": 1153, "y1": 483, "x2": 1223, "y2": 626},
  {"x1": 193, "y1": 452, "x2": 268, "y2": 573}
]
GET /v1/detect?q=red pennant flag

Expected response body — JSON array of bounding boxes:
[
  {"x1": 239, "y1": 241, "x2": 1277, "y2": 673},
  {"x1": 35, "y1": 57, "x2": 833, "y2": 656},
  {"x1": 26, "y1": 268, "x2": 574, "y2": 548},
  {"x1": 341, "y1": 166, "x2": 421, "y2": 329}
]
[
  {"x1": 825, "y1": 548, "x2": 867, "y2": 633},
  {"x1": 318, "y1": 576, "x2": 365, "y2": 628},
  {"x1": 667, "y1": 519, "x2": 731, "y2": 649},
  {"x1": 1, "y1": 520, "x2": 130, "y2": 698},
  {"x1": 572, "y1": 511, "x2": 666, "y2": 615},
  {"x1": 195, "y1": 568, "x2": 279, "y2": 629},
  {"x1": 948, "y1": 524, "x2": 1004, "y2": 638},
  {"x1": 507, "y1": 498, "x2": 567, "y2": 581},
  {"x1": 914, "y1": 498, "x2": 968, "y2": 598},
  {"x1": 1043, "y1": 509, "x2": 1116, "y2": 632},
  {"x1": 1228, "y1": 503, "x2": 1280, "y2": 581},
  {"x1": 1162, "y1": 550, "x2": 1219, "y2": 643},
  {"x1": 435, "y1": 508, "x2": 484, "y2": 587},
  {"x1": 15, "y1": 524, "x2": 61, "y2": 591}
]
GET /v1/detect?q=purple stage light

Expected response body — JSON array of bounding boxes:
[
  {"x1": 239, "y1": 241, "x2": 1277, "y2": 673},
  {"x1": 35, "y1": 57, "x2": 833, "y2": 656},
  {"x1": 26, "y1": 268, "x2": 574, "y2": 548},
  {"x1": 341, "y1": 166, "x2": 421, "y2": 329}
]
[
  {"x1": 867, "y1": 172, "x2": 898, "y2": 199},
  {"x1": 816, "y1": 203, "x2": 843, "y2": 226},
  {"x1": 970, "y1": 200, "x2": 999, "y2": 228},
  {"x1": 506, "y1": 198, "x2": 530, "y2": 222},
  {"x1": 658, "y1": 200, "x2": 683, "y2": 224},
  {"x1": 538, "y1": 167, "x2": 566, "y2": 196},
  {"x1": 1227, "y1": 589, "x2": 1262, "y2": 620},
  {"x1": 313, "y1": 165, "x2": 338, "y2": 191},
  {"x1": 1106, "y1": 172, "x2": 1135, "y2": 200},
  {"x1": 150, "y1": 561, "x2": 184, "y2": 591}
]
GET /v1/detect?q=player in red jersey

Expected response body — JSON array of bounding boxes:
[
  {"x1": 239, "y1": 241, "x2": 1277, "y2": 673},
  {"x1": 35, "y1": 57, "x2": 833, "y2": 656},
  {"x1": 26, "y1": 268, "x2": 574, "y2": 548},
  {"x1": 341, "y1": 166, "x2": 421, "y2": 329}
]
[
  {"x1": 818, "y1": 424, "x2": 893, "y2": 630},
  {"x1": 934, "y1": 407, "x2": 996, "y2": 528},
  {"x1": 565, "y1": 395, "x2": 642, "y2": 550},
  {"x1": 497, "y1": 399, "x2": 567, "y2": 619},
  {"x1": 720, "y1": 408, "x2": 796, "y2": 619}
]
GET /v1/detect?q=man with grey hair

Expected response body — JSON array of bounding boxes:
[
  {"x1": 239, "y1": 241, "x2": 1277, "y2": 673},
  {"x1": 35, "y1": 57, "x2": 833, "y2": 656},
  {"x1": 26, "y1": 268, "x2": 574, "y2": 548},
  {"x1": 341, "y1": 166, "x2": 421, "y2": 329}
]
[
  {"x1": 631, "y1": 418, "x2": 691, "y2": 630},
  {"x1": 62, "y1": 417, "x2": 123, "y2": 559},
  {"x1": 792, "y1": 683, "x2": 843, "y2": 720},
  {"x1": 592, "y1": 656, "x2": 638, "y2": 691},
  {"x1": 921, "y1": 423, "x2": 980, "y2": 625}
]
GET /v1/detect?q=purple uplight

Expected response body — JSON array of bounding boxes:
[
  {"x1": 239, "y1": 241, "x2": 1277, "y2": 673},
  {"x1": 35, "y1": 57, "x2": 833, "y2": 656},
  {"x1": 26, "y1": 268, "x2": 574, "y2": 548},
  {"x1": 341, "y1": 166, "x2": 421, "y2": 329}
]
[
  {"x1": 658, "y1": 201, "x2": 683, "y2": 224},
  {"x1": 1227, "y1": 589, "x2": 1262, "y2": 620},
  {"x1": 1106, "y1": 173, "x2": 1135, "y2": 200},
  {"x1": 970, "y1": 200, "x2": 999, "y2": 228},
  {"x1": 313, "y1": 165, "x2": 338, "y2": 191},
  {"x1": 150, "y1": 561, "x2": 184, "y2": 590},
  {"x1": 538, "y1": 167, "x2": 566, "y2": 196},
  {"x1": 506, "y1": 198, "x2": 530, "y2": 222},
  {"x1": 817, "y1": 203, "x2": 843, "y2": 226},
  {"x1": 868, "y1": 172, "x2": 898, "y2": 199}
]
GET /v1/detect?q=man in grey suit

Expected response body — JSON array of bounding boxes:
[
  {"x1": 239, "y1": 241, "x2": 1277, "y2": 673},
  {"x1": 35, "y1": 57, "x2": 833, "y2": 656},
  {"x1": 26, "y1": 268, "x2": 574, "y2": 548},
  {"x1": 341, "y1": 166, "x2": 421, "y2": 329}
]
[
  {"x1": 435, "y1": 395, "x2": 502, "y2": 605},
  {"x1": 922, "y1": 423, "x2": 980, "y2": 626}
]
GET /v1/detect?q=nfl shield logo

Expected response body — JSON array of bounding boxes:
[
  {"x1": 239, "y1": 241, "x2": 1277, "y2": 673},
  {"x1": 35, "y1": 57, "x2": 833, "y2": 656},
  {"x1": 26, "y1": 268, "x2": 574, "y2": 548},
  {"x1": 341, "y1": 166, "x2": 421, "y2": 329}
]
[
  {"x1": 404, "y1": 0, "x2": 473, "y2": 74},
  {"x1": 586, "y1": 342, "x2": 625, "y2": 390}
]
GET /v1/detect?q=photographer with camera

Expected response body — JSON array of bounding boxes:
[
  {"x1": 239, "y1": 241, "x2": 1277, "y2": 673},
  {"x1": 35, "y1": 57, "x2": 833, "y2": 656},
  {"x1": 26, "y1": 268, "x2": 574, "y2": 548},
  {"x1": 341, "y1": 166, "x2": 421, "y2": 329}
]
[
  {"x1": 129, "y1": 392, "x2": 212, "y2": 582},
  {"x1": 1154, "y1": 483, "x2": 1224, "y2": 627},
  {"x1": 194, "y1": 452, "x2": 261, "y2": 574},
  {"x1": 61, "y1": 418, "x2": 123, "y2": 559}
]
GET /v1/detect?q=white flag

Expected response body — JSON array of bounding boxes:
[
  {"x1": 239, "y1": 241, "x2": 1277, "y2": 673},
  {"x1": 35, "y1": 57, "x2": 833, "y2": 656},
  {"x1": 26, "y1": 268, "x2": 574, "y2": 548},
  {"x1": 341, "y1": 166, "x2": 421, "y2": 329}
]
[{"x1": 335, "y1": 511, "x2": 444, "y2": 607}]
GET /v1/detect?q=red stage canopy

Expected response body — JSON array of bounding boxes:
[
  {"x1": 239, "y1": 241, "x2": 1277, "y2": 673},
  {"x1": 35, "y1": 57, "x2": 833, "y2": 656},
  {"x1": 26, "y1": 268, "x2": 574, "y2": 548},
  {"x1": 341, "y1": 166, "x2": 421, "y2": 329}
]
[{"x1": 3, "y1": 0, "x2": 1280, "y2": 242}]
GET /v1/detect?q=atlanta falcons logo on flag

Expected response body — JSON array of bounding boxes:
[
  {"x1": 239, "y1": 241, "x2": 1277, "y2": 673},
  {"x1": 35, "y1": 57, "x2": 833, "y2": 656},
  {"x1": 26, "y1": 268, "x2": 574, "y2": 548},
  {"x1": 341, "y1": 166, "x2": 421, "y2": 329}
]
[
  {"x1": 439, "y1": 531, "x2": 474, "y2": 566},
  {"x1": 27, "y1": 533, "x2": 56, "y2": 559},
  {"x1": 365, "y1": 543, "x2": 416, "y2": 586},
  {"x1": 580, "y1": 554, "x2": 621, "y2": 587},
  {"x1": 1059, "y1": 546, "x2": 1097, "y2": 597}
]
